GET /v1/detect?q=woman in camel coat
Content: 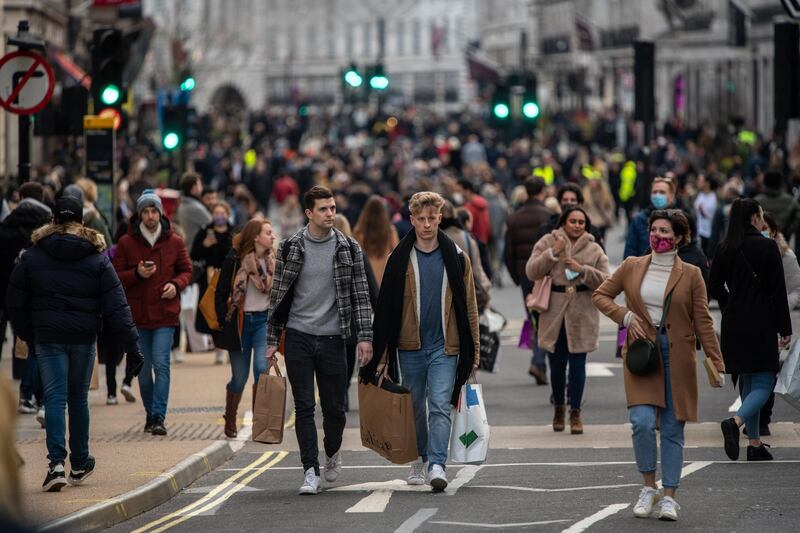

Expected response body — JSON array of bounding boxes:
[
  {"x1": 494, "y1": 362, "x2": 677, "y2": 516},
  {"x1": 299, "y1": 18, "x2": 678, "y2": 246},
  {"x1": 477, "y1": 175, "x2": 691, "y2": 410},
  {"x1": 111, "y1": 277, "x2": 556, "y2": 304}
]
[
  {"x1": 593, "y1": 209, "x2": 724, "y2": 522},
  {"x1": 526, "y1": 206, "x2": 609, "y2": 434}
]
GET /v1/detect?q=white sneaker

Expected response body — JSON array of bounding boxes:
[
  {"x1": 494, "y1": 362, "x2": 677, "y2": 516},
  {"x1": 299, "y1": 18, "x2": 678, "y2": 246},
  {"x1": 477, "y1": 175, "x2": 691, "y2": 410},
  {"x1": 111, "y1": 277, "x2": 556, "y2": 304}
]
[
  {"x1": 36, "y1": 407, "x2": 46, "y2": 429},
  {"x1": 324, "y1": 451, "x2": 342, "y2": 482},
  {"x1": 633, "y1": 486, "x2": 660, "y2": 518},
  {"x1": 407, "y1": 458, "x2": 427, "y2": 486},
  {"x1": 298, "y1": 467, "x2": 321, "y2": 495},
  {"x1": 172, "y1": 350, "x2": 184, "y2": 364},
  {"x1": 429, "y1": 464, "x2": 448, "y2": 492},
  {"x1": 106, "y1": 395, "x2": 118, "y2": 405},
  {"x1": 214, "y1": 350, "x2": 225, "y2": 365},
  {"x1": 120, "y1": 384, "x2": 136, "y2": 403},
  {"x1": 657, "y1": 496, "x2": 680, "y2": 521}
]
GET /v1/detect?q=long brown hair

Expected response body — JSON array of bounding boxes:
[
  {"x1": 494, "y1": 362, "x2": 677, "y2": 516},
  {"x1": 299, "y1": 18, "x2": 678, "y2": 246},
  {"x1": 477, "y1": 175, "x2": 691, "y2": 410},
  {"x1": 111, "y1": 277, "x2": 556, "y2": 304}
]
[
  {"x1": 353, "y1": 196, "x2": 394, "y2": 258},
  {"x1": 233, "y1": 218, "x2": 271, "y2": 257}
]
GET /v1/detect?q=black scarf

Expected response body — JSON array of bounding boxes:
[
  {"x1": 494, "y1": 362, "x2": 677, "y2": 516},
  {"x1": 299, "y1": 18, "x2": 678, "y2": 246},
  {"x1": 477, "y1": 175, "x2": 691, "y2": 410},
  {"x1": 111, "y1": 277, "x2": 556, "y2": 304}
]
[{"x1": 360, "y1": 229, "x2": 475, "y2": 406}]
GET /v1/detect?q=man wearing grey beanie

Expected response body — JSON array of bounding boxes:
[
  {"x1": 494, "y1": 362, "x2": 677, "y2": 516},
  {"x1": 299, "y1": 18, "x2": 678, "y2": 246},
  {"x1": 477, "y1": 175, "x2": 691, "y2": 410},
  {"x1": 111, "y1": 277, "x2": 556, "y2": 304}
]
[{"x1": 113, "y1": 189, "x2": 192, "y2": 436}]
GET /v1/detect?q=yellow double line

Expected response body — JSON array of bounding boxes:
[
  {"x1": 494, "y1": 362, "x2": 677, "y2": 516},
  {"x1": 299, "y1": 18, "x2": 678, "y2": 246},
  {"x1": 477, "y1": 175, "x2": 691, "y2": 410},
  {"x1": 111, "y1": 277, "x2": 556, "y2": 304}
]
[{"x1": 133, "y1": 450, "x2": 288, "y2": 533}]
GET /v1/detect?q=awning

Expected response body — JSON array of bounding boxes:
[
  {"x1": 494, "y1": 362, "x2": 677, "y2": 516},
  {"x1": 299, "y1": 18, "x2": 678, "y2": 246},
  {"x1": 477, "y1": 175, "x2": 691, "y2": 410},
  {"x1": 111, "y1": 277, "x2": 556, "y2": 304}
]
[
  {"x1": 50, "y1": 49, "x2": 91, "y2": 90},
  {"x1": 467, "y1": 54, "x2": 500, "y2": 84}
]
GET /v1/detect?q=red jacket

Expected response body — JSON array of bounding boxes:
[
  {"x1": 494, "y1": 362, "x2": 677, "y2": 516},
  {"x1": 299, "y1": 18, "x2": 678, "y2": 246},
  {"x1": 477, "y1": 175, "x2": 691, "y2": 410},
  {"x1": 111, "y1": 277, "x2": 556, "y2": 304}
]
[
  {"x1": 466, "y1": 194, "x2": 490, "y2": 244},
  {"x1": 113, "y1": 218, "x2": 192, "y2": 329}
]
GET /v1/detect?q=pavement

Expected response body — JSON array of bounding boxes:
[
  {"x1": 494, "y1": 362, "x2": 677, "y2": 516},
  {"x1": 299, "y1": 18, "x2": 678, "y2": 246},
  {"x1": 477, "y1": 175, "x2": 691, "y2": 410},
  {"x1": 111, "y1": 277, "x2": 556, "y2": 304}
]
[
  {"x1": 4, "y1": 224, "x2": 800, "y2": 532},
  {"x1": 3, "y1": 340, "x2": 250, "y2": 530}
]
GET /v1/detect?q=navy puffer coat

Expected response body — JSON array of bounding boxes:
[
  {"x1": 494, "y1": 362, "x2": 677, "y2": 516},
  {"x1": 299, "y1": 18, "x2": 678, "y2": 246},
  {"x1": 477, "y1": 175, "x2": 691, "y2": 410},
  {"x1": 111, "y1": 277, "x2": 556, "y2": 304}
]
[{"x1": 6, "y1": 222, "x2": 138, "y2": 352}]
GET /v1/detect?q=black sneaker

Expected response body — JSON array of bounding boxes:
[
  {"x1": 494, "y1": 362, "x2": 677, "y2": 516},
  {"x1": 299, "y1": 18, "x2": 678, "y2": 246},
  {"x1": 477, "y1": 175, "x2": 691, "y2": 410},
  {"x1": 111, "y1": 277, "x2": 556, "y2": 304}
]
[
  {"x1": 144, "y1": 414, "x2": 154, "y2": 433},
  {"x1": 151, "y1": 417, "x2": 167, "y2": 436},
  {"x1": 69, "y1": 456, "x2": 96, "y2": 485},
  {"x1": 42, "y1": 463, "x2": 67, "y2": 492},
  {"x1": 747, "y1": 443, "x2": 773, "y2": 461},
  {"x1": 721, "y1": 418, "x2": 740, "y2": 461}
]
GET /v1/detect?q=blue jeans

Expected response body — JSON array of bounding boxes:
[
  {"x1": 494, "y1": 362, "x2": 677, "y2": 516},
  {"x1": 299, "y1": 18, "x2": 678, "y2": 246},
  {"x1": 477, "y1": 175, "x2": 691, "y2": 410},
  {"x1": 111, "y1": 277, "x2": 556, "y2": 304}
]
[
  {"x1": 736, "y1": 372, "x2": 776, "y2": 440},
  {"x1": 520, "y1": 277, "x2": 547, "y2": 371},
  {"x1": 36, "y1": 343, "x2": 95, "y2": 467},
  {"x1": 548, "y1": 323, "x2": 587, "y2": 409},
  {"x1": 137, "y1": 328, "x2": 174, "y2": 420},
  {"x1": 399, "y1": 346, "x2": 458, "y2": 468},
  {"x1": 227, "y1": 312, "x2": 269, "y2": 393},
  {"x1": 629, "y1": 335, "x2": 685, "y2": 489}
]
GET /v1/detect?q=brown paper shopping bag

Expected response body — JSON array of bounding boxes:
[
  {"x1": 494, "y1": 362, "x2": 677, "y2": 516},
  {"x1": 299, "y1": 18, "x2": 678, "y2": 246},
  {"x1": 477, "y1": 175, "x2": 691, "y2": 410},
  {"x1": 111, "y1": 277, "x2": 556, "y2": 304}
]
[
  {"x1": 89, "y1": 353, "x2": 100, "y2": 390},
  {"x1": 358, "y1": 368, "x2": 418, "y2": 464},
  {"x1": 252, "y1": 358, "x2": 287, "y2": 444}
]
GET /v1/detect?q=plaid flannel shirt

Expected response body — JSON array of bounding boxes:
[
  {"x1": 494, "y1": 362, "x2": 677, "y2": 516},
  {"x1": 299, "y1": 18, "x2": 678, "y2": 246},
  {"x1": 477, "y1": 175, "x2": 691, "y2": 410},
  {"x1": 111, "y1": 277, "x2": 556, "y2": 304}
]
[{"x1": 267, "y1": 227, "x2": 373, "y2": 347}]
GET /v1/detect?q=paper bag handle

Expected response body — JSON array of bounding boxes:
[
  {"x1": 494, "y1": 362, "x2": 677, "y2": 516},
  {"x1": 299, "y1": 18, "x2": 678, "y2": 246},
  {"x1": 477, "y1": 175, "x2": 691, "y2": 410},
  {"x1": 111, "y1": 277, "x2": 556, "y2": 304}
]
[{"x1": 269, "y1": 353, "x2": 284, "y2": 377}]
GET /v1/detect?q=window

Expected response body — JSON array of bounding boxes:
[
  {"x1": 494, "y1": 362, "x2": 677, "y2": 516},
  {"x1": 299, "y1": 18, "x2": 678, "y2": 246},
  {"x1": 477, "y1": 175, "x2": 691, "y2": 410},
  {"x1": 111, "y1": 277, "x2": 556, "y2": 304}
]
[
  {"x1": 364, "y1": 22, "x2": 372, "y2": 56},
  {"x1": 307, "y1": 24, "x2": 318, "y2": 59},
  {"x1": 445, "y1": 71, "x2": 459, "y2": 102},
  {"x1": 396, "y1": 20, "x2": 405, "y2": 56},
  {"x1": 414, "y1": 72, "x2": 435, "y2": 103},
  {"x1": 412, "y1": 19, "x2": 421, "y2": 55},
  {"x1": 267, "y1": 28, "x2": 277, "y2": 60},
  {"x1": 346, "y1": 23, "x2": 354, "y2": 58},
  {"x1": 327, "y1": 22, "x2": 336, "y2": 59}
]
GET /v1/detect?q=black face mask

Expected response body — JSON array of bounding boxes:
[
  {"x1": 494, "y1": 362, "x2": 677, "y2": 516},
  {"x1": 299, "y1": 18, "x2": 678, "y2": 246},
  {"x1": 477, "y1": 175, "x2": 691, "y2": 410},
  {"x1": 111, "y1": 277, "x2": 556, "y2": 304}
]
[{"x1": 561, "y1": 203, "x2": 578, "y2": 212}]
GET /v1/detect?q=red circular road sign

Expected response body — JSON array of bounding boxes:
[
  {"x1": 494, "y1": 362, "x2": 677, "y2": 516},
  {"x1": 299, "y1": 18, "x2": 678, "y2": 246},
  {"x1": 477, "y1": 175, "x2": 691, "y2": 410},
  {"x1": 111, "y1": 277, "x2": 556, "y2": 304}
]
[{"x1": 0, "y1": 50, "x2": 55, "y2": 115}]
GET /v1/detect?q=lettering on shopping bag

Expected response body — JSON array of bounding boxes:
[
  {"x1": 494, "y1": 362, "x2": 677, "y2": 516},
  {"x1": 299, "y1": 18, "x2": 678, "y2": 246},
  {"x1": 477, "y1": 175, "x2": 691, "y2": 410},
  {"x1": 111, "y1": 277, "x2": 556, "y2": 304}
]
[{"x1": 361, "y1": 429, "x2": 393, "y2": 454}]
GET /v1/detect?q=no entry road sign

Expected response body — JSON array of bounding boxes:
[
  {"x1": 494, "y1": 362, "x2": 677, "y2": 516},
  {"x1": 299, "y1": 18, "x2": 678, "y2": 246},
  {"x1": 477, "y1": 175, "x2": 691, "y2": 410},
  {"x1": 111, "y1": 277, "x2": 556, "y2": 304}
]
[{"x1": 0, "y1": 50, "x2": 55, "y2": 115}]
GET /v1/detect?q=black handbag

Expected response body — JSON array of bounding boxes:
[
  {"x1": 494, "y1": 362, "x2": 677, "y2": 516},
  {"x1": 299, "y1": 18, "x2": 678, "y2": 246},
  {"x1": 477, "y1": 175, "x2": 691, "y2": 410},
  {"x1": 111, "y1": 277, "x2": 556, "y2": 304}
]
[{"x1": 626, "y1": 291, "x2": 673, "y2": 376}]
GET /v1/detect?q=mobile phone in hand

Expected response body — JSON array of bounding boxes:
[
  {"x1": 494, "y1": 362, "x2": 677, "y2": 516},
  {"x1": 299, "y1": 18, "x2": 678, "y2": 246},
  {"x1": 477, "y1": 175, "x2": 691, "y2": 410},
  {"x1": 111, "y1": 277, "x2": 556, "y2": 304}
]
[{"x1": 143, "y1": 261, "x2": 155, "y2": 268}]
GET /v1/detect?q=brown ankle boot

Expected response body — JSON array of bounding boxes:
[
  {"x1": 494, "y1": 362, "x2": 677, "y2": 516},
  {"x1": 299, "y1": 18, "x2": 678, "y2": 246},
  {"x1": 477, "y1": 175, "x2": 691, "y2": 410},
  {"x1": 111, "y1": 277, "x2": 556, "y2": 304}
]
[
  {"x1": 570, "y1": 408, "x2": 583, "y2": 435},
  {"x1": 224, "y1": 390, "x2": 243, "y2": 438},
  {"x1": 553, "y1": 404, "x2": 566, "y2": 432}
]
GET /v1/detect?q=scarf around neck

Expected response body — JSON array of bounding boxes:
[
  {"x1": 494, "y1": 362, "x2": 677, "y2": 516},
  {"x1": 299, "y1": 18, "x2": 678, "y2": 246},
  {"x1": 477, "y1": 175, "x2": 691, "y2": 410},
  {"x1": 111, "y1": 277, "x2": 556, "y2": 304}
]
[
  {"x1": 229, "y1": 250, "x2": 275, "y2": 315},
  {"x1": 361, "y1": 229, "x2": 475, "y2": 406}
]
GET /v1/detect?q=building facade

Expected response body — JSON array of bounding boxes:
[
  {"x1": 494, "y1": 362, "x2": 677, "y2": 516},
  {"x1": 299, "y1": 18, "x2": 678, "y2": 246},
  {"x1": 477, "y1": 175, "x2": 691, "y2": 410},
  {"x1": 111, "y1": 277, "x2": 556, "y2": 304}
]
[
  {"x1": 144, "y1": 0, "x2": 483, "y2": 113},
  {"x1": 483, "y1": 0, "x2": 795, "y2": 136}
]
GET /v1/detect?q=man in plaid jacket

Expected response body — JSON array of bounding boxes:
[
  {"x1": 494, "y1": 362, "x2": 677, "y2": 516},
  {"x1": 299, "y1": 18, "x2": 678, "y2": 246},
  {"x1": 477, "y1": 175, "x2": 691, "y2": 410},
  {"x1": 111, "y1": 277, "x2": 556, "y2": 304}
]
[{"x1": 266, "y1": 186, "x2": 373, "y2": 495}]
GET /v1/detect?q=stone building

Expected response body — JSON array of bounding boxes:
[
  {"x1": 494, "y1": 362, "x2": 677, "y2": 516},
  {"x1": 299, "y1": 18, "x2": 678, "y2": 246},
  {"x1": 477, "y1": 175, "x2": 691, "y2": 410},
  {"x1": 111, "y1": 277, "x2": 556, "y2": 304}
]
[{"x1": 144, "y1": 0, "x2": 483, "y2": 113}]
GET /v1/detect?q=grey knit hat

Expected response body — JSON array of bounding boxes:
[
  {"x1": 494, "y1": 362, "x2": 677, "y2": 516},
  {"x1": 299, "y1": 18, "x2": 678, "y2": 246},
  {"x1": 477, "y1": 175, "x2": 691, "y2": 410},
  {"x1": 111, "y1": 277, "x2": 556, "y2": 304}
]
[{"x1": 136, "y1": 189, "x2": 163, "y2": 216}]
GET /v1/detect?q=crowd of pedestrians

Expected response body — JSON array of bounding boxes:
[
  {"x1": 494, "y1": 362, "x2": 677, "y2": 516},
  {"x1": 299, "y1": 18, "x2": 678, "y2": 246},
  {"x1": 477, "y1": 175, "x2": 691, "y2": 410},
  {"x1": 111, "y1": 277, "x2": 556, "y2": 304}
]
[{"x1": 0, "y1": 101, "x2": 799, "y2": 524}]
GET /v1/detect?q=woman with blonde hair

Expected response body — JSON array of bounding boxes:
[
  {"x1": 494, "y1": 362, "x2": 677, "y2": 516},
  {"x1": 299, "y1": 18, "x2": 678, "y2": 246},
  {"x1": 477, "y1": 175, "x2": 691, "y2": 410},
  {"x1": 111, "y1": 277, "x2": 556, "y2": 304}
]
[
  {"x1": 353, "y1": 195, "x2": 399, "y2": 286},
  {"x1": 214, "y1": 218, "x2": 276, "y2": 438}
]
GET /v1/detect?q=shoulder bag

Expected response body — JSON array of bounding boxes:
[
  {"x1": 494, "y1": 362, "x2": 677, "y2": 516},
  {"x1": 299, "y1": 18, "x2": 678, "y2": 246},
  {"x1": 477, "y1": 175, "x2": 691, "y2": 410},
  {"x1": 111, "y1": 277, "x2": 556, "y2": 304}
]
[{"x1": 626, "y1": 291, "x2": 673, "y2": 376}]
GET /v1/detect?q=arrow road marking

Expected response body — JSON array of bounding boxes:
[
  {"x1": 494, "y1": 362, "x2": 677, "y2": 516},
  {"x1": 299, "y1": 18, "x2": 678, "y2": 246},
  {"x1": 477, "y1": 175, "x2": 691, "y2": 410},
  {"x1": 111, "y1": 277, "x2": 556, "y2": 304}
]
[
  {"x1": 394, "y1": 508, "x2": 439, "y2": 533},
  {"x1": 332, "y1": 465, "x2": 484, "y2": 512},
  {"x1": 561, "y1": 503, "x2": 630, "y2": 533}
]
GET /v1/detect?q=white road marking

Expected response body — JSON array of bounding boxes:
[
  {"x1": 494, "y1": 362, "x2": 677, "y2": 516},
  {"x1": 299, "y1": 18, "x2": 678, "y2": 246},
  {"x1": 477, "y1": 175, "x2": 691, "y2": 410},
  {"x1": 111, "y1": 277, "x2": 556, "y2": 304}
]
[
  {"x1": 560, "y1": 503, "x2": 629, "y2": 533},
  {"x1": 729, "y1": 397, "x2": 742, "y2": 412},
  {"x1": 345, "y1": 489, "x2": 394, "y2": 513},
  {"x1": 470, "y1": 483, "x2": 639, "y2": 493},
  {"x1": 183, "y1": 485, "x2": 262, "y2": 495},
  {"x1": 445, "y1": 465, "x2": 482, "y2": 496},
  {"x1": 430, "y1": 519, "x2": 569, "y2": 528},
  {"x1": 394, "y1": 508, "x2": 438, "y2": 533},
  {"x1": 656, "y1": 460, "x2": 712, "y2": 489}
]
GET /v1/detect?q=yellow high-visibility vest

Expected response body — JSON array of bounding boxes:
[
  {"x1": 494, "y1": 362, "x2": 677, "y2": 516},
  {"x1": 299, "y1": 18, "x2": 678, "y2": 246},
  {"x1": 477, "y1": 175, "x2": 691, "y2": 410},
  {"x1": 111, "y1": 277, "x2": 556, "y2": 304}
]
[
  {"x1": 619, "y1": 161, "x2": 637, "y2": 202},
  {"x1": 533, "y1": 165, "x2": 555, "y2": 186},
  {"x1": 581, "y1": 164, "x2": 602, "y2": 181}
]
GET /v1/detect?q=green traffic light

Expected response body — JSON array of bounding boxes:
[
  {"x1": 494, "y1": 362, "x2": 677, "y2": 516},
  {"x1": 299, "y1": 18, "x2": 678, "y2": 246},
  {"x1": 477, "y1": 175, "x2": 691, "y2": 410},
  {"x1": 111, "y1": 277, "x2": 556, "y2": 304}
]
[
  {"x1": 100, "y1": 84, "x2": 121, "y2": 105},
  {"x1": 163, "y1": 132, "x2": 180, "y2": 150},
  {"x1": 523, "y1": 102, "x2": 540, "y2": 119},
  {"x1": 493, "y1": 102, "x2": 510, "y2": 119},
  {"x1": 344, "y1": 70, "x2": 363, "y2": 88},
  {"x1": 369, "y1": 75, "x2": 389, "y2": 90},
  {"x1": 180, "y1": 77, "x2": 196, "y2": 92}
]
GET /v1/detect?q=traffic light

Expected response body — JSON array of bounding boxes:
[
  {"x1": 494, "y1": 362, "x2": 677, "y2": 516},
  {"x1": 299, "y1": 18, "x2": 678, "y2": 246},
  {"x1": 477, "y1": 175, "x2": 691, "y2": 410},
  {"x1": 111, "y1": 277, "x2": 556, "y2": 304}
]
[
  {"x1": 522, "y1": 77, "x2": 540, "y2": 120},
  {"x1": 343, "y1": 64, "x2": 363, "y2": 88},
  {"x1": 491, "y1": 86, "x2": 510, "y2": 120},
  {"x1": 179, "y1": 69, "x2": 195, "y2": 92},
  {"x1": 90, "y1": 28, "x2": 127, "y2": 112},
  {"x1": 368, "y1": 64, "x2": 390, "y2": 90},
  {"x1": 162, "y1": 103, "x2": 185, "y2": 151}
]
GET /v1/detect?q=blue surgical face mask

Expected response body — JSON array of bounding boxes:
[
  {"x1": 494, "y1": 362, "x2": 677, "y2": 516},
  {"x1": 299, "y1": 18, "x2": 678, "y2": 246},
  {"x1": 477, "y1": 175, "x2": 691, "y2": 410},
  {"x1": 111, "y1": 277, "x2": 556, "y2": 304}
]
[
  {"x1": 565, "y1": 268, "x2": 581, "y2": 281},
  {"x1": 650, "y1": 193, "x2": 669, "y2": 209},
  {"x1": 761, "y1": 230, "x2": 772, "y2": 239}
]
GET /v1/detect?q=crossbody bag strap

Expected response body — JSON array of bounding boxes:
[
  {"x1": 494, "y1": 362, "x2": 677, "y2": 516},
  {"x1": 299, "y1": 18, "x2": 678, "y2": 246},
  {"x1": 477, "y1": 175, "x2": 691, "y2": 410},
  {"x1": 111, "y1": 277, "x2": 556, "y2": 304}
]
[
  {"x1": 739, "y1": 249, "x2": 760, "y2": 283},
  {"x1": 657, "y1": 290, "x2": 674, "y2": 335}
]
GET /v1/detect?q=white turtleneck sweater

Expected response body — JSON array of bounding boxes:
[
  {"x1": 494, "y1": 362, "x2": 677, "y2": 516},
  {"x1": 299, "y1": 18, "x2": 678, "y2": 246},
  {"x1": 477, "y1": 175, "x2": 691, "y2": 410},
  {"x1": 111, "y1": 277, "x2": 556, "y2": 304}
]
[{"x1": 624, "y1": 250, "x2": 676, "y2": 327}]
